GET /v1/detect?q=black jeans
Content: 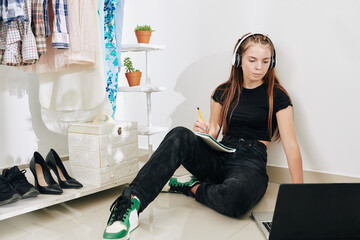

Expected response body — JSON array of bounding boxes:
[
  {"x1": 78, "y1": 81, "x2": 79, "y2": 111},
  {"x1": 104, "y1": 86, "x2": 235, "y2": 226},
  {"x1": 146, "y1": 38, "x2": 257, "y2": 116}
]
[{"x1": 129, "y1": 126, "x2": 268, "y2": 218}]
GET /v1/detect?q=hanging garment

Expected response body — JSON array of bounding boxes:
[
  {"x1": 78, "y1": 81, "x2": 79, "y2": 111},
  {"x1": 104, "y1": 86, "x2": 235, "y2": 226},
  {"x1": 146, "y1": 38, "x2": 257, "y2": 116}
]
[
  {"x1": 31, "y1": 0, "x2": 47, "y2": 55},
  {"x1": 0, "y1": 0, "x2": 37, "y2": 66},
  {"x1": 97, "y1": 0, "x2": 105, "y2": 63},
  {"x1": 56, "y1": 0, "x2": 97, "y2": 67},
  {"x1": 0, "y1": 21, "x2": 22, "y2": 65},
  {"x1": 38, "y1": 0, "x2": 110, "y2": 135},
  {"x1": 114, "y1": 0, "x2": 124, "y2": 71},
  {"x1": 22, "y1": 0, "x2": 59, "y2": 72},
  {"x1": 103, "y1": 0, "x2": 124, "y2": 116},
  {"x1": 23, "y1": 0, "x2": 96, "y2": 73},
  {"x1": 51, "y1": 0, "x2": 69, "y2": 49},
  {"x1": 43, "y1": 0, "x2": 51, "y2": 37},
  {"x1": 21, "y1": 0, "x2": 38, "y2": 64},
  {"x1": 1, "y1": 0, "x2": 26, "y2": 24},
  {"x1": 40, "y1": 98, "x2": 112, "y2": 135}
]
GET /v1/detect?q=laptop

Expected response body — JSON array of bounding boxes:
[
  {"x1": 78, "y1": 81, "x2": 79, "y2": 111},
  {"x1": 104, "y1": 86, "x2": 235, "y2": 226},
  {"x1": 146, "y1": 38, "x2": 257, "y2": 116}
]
[{"x1": 251, "y1": 183, "x2": 360, "y2": 240}]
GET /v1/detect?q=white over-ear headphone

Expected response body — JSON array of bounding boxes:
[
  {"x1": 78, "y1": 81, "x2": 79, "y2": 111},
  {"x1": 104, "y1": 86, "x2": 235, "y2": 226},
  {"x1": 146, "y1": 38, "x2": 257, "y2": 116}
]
[{"x1": 232, "y1": 32, "x2": 276, "y2": 69}]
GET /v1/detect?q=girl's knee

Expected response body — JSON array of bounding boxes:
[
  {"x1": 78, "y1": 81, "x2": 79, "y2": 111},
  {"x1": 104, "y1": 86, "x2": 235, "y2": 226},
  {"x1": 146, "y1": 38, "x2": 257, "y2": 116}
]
[
  {"x1": 161, "y1": 127, "x2": 198, "y2": 152},
  {"x1": 226, "y1": 189, "x2": 265, "y2": 218},
  {"x1": 167, "y1": 126, "x2": 195, "y2": 142},
  {"x1": 169, "y1": 126, "x2": 191, "y2": 134},
  {"x1": 222, "y1": 190, "x2": 248, "y2": 217},
  {"x1": 219, "y1": 180, "x2": 253, "y2": 217}
]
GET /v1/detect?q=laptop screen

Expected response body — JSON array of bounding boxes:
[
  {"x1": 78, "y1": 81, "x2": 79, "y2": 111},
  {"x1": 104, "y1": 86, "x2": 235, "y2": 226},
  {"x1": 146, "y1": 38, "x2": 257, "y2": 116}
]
[{"x1": 269, "y1": 183, "x2": 360, "y2": 240}]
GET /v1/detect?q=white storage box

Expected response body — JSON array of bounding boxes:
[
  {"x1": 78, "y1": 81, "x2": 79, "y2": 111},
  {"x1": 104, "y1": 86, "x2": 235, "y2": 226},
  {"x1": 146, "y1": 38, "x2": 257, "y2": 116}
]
[{"x1": 68, "y1": 119, "x2": 139, "y2": 186}]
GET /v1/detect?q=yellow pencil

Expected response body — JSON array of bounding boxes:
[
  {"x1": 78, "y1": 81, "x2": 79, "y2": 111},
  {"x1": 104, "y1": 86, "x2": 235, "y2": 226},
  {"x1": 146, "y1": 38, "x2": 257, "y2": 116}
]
[{"x1": 197, "y1": 107, "x2": 203, "y2": 122}]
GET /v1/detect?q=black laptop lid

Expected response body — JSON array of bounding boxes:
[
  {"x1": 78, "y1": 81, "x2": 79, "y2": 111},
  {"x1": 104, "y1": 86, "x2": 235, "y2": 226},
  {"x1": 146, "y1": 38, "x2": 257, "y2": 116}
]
[{"x1": 269, "y1": 183, "x2": 360, "y2": 240}]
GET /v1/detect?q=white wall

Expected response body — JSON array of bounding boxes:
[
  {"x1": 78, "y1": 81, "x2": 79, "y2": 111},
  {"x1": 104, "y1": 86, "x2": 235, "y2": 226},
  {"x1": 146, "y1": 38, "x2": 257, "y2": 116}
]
[
  {"x1": 118, "y1": 0, "x2": 360, "y2": 178},
  {"x1": 1, "y1": 0, "x2": 360, "y2": 178},
  {"x1": 0, "y1": 68, "x2": 67, "y2": 169}
]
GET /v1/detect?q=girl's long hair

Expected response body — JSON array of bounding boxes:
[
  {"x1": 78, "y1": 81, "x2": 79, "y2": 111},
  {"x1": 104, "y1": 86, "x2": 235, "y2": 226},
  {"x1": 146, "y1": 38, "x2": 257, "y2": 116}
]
[{"x1": 214, "y1": 33, "x2": 291, "y2": 141}]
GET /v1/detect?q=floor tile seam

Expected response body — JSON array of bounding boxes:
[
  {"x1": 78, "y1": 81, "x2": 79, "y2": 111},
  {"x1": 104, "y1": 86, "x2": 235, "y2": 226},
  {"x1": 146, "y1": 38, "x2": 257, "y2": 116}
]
[{"x1": 224, "y1": 220, "x2": 252, "y2": 240}]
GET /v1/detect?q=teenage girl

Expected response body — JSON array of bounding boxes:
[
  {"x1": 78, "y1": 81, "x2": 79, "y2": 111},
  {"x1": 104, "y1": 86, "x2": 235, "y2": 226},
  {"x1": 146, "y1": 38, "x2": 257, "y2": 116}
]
[{"x1": 103, "y1": 32, "x2": 303, "y2": 240}]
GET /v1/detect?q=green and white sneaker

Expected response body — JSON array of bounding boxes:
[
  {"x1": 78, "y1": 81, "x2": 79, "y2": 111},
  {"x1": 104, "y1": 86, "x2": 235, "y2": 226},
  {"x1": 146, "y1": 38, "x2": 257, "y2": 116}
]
[
  {"x1": 103, "y1": 188, "x2": 141, "y2": 240},
  {"x1": 168, "y1": 174, "x2": 199, "y2": 197}
]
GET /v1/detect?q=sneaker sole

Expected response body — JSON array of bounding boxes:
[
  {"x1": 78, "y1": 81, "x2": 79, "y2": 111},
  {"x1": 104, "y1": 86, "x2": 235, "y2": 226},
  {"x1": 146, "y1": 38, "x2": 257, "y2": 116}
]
[
  {"x1": 129, "y1": 223, "x2": 139, "y2": 233},
  {"x1": 171, "y1": 173, "x2": 194, "y2": 182},
  {"x1": 162, "y1": 174, "x2": 197, "y2": 193},
  {"x1": 103, "y1": 223, "x2": 139, "y2": 240},
  {"x1": 21, "y1": 188, "x2": 40, "y2": 199},
  {"x1": 0, "y1": 194, "x2": 21, "y2": 206},
  {"x1": 170, "y1": 175, "x2": 199, "y2": 187},
  {"x1": 103, "y1": 232, "x2": 129, "y2": 240}
]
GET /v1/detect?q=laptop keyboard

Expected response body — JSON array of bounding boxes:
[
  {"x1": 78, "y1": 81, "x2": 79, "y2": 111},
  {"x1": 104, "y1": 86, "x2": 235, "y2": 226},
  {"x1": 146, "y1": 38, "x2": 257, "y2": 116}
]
[{"x1": 262, "y1": 221, "x2": 272, "y2": 232}]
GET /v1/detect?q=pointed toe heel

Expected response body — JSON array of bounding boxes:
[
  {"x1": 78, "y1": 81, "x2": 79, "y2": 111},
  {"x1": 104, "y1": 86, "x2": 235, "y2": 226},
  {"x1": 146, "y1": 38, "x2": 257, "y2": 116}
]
[
  {"x1": 29, "y1": 152, "x2": 63, "y2": 195},
  {"x1": 46, "y1": 149, "x2": 83, "y2": 189}
]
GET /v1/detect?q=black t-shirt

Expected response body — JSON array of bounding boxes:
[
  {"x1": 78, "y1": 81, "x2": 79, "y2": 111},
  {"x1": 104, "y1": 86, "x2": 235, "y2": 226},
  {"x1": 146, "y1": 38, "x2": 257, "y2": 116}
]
[{"x1": 212, "y1": 83, "x2": 292, "y2": 141}]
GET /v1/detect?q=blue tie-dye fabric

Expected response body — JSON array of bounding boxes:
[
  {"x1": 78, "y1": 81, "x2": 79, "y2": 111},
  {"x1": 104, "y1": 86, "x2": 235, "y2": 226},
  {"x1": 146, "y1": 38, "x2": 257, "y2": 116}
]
[{"x1": 103, "y1": 0, "x2": 124, "y2": 117}]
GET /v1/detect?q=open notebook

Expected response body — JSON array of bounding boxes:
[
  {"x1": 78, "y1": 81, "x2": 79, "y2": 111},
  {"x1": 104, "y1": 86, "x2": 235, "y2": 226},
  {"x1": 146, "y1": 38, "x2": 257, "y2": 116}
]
[{"x1": 194, "y1": 132, "x2": 236, "y2": 153}]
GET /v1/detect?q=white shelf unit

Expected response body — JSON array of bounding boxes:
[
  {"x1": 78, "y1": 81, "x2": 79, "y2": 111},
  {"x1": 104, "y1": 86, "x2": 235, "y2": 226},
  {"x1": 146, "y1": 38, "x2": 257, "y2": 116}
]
[
  {"x1": 0, "y1": 162, "x2": 137, "y2": 221},
  {"x1": 120, "y1": 44, "x2": 168, "y2": 156},
  {"x1": 118, "y1": 85, "x2": 165, "y2": 93}
]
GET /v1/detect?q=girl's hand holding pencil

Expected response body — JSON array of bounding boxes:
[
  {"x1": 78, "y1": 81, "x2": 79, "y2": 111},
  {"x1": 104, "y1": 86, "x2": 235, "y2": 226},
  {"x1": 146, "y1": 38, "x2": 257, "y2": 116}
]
[{"x1": 193, "y1": 107, "x2": 209, "y2": 134}]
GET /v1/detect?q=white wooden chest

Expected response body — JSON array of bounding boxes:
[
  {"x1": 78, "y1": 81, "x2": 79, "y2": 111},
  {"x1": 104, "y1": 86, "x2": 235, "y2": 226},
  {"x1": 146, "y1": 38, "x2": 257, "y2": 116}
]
[{"x1": 68, "y1": 120, "x2": 139, "y2": 186}]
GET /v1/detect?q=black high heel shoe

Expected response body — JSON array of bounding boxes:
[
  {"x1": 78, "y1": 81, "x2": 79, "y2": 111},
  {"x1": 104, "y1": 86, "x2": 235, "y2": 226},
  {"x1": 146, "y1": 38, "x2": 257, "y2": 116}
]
[
  {"x1": 46, "y1": 149, "x2": 83, "y2": 189},
  {"x1": 29, "y1": 152, "x2": 63, "y2": 195}
]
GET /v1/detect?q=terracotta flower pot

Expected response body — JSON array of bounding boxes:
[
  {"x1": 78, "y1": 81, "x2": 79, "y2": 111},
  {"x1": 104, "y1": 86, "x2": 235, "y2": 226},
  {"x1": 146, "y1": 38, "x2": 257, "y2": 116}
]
[
  {"x1": 135, "y1": 31, "x2": 152, "y2": 44},
  {"x1": 125, "y1": 72, "x2": 142, "y2": 87}
]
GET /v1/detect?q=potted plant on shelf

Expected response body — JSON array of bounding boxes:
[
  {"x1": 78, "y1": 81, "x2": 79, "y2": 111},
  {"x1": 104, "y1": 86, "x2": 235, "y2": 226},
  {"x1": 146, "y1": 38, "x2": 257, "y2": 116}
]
[
  {"x1": 124, "y1": 57, "x2": 142, "y2": 87},
  {"x1": 134, "y1": 25, "x2": 155, "y2": 44}
]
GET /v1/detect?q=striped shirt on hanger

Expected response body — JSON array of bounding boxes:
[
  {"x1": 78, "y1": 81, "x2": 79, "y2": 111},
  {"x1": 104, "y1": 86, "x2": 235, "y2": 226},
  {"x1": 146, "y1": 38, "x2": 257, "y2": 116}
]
[
  {"x1": 31, "y1": 0, "x2": 47, "y2": 55},
  {"x1": 43, "y1": 0, "x2": 50, "y2": 37},
  {"x1": 51, "y1": 0, "x2": 69, "y2": 49}
]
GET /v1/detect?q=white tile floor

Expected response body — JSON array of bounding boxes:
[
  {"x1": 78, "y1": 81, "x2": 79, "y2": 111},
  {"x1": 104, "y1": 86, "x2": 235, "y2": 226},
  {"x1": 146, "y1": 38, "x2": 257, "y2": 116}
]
[{"x1": 0, "y1": 181, "x2": 279, "y2": 240}]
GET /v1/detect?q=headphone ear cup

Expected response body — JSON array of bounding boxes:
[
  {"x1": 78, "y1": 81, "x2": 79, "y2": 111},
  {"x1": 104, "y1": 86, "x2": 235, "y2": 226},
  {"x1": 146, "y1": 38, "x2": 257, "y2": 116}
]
[
  {"x1": 270, "y1": 56, "x2": 276, "y2": 69},
  {"x1": 234, "y1": 53, "x2": 241, "y2": 68}
]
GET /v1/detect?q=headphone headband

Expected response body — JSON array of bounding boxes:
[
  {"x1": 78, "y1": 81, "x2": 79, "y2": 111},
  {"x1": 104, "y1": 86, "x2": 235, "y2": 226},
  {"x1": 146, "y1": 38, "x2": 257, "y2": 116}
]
[{"x1": 231, "y1": 32, "x2": 276, "y2": 69}]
